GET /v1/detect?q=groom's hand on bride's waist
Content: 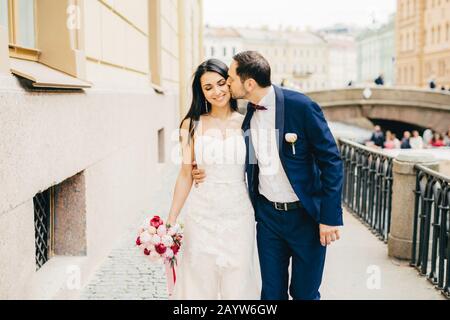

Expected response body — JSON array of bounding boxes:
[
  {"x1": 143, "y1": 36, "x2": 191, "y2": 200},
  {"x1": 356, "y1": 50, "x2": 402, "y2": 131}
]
[
  {"x1": 192, "y1": 161, "x2": 206, "y2": 188},
  {"x1": 319, "y1": 224, "x2": 341, "y2": 247}
]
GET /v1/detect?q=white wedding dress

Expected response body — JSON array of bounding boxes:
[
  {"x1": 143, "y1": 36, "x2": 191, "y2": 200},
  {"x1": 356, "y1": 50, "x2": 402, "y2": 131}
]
[{"x1": 171, "y1": 133, "x2": 261, "y2": 300}]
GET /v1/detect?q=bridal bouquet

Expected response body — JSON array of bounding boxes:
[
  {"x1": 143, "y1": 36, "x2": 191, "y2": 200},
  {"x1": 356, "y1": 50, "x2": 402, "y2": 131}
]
[{"x1": 136, "y1": 215, "x2": 183, "y2": 295}]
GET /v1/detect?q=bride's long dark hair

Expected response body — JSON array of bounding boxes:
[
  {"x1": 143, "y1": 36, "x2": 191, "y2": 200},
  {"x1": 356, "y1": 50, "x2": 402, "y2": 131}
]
[{"x1": 180, "y1": 59, "x2": 238, "y2": 141}]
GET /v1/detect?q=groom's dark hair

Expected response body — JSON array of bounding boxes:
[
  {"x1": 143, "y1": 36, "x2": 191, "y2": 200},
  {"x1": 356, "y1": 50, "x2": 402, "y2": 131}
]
[{"x1": 233, "y1": 51, "x2": 272, "y2": 88}]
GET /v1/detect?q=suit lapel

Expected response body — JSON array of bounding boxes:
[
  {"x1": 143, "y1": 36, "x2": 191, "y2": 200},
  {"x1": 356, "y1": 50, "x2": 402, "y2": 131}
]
[{"x1": 274, "y1": 85, "x2": 285, "y2": 158}]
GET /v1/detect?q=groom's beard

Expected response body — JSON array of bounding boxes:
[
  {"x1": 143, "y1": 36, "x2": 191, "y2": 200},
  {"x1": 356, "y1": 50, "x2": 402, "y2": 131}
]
[{"x1": 231, "y1": 88, "x2": 250, "y2": 100}]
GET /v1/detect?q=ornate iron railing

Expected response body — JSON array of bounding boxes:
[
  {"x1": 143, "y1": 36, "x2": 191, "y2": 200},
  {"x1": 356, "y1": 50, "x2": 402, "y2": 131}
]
[
  {"x1": 339, "y1": 138, "x2": 394, "y2": 242},
  {"x1": 411, "y1": 164, "x2": 449, "y2": 298},
  {"x1": 33, "y1": 187, "x2": 54, "y2": 270}
]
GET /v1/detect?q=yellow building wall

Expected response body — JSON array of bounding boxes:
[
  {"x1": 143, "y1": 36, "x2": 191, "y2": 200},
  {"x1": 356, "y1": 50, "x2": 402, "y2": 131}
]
[
  {"x1": 160, "y1": 0, "x2": 180, "y2": 91},
  {"x1": 396, "y1": 0, "x2": 450, "y2": 88},
  {"x1": 178, "y1": 0, "x2": 203, "y2": 118}
]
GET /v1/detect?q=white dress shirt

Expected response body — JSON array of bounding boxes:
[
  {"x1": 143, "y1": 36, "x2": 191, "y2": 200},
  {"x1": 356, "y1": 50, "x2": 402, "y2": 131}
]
[{"x1": 250, "y1": 86, "x2": 299, "y2": 203}]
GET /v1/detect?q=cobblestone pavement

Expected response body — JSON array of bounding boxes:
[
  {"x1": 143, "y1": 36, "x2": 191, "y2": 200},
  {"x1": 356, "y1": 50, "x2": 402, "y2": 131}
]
[
  {"x1": 81, "y1": 165, "x2": 446, "y2": 300},
  {"x1": 80, "y1": 165, "x2": 179, "y2": 300}
]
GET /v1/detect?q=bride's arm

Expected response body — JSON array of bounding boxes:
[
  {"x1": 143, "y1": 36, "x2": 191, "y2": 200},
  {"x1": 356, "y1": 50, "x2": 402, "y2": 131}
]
[{"x1": 167, "y1": 119, "x2": 194, "y2": 226}]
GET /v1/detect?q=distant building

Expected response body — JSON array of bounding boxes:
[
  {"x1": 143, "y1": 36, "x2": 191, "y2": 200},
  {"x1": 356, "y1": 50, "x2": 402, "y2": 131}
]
[
  {"x1": 396, "y1": 0, "x2": 450, "y2": 88},
  {"x1": 203, "y1": 27, "x2": 243, "y2": 66},
  {"x1": 204, "y1": 26, "x2": 330, "y2": 91},
  {"x1": 319, "y1": 26, "x2": 358, "y2": 89},
  {"x1": 356, "y1": 15, "x2": 396, "y2": 85}
]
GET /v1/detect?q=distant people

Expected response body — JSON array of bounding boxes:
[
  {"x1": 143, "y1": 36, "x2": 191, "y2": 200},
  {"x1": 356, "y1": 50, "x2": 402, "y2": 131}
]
[
  {"x1": 441, "y1": 86, "x2": 446, "y2": 91},
  {"x1": 392, "y1": 133, "x2": 401, "y2": 149},
  {"x1": 383, "y1": 131, "x2": 396, "y2": 149},
  {"x1": 431, "y1": 133, "x2": 445, "y2": 147},
  {"x1": 444, "y1": 128, "x2": 450, "y2": 146},
  {"x1": 423, "y1": 128, "x2": 434, "y2": 147},
  {"x1": 410, "y1": 130, "x2": 424, "y2": 149},
  {"x1": 369, "y1": 125, "x2": 385, "y2": 148},
  {"x1": 280, "y1": 79, "x2": 287, "y2": 87},
  {"x1": 400, "y1": 131, "x2": 412, "y2": 149},
  {"x1": 374, "y1": 74, "x2": 384, "y2": 86},
  {"x1": 347, "y1": 80, "x2": 353, "y2": 87},
  {"x1": 429, "y1": 79, "x2": 436, "y2": 89}
]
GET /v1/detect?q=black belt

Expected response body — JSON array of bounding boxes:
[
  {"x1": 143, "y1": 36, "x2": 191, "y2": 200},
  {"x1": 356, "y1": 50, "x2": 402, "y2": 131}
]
[{"x1": 261, "y1": 195, "x2": 303, "y2": 211}]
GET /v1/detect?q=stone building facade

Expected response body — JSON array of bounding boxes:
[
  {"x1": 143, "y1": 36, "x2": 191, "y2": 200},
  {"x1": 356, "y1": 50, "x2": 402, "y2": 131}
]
[
  {"x1": 0, "y1": 0, "x2": 203, "y2": 299},
  {"x1": 396, "y1": 0, "x2": 450, "y2": 88}
]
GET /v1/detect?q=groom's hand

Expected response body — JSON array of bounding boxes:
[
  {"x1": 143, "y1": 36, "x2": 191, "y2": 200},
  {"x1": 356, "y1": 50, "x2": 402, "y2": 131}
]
[
  {"x1": 192, "y1": 161, "x2": 206, "y2": 188},
  {"x1": 319, "y1": 224, "x2": 340, "y2": 246}
]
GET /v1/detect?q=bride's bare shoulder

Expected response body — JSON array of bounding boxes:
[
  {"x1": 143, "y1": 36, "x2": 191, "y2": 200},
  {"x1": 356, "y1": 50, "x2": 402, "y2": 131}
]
[
  {"x1": 232, "y1": 111, "x2": 244, "y2": 120},
  {"x1": 232, "y1": 112, "x2": 245, "y2": 125},
  {"x1": 180, "y1": 118, "x2": 191, "y2": 130}
]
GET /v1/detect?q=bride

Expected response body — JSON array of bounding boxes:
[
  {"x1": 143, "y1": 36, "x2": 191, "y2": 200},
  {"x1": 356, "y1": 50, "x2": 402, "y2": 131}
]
[{"x1": 166, "y1": 59, "x2": 261, "y2": 300}]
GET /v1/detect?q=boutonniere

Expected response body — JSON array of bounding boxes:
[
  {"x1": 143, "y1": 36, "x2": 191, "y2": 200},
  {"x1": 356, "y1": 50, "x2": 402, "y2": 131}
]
[{"x1": 285, "y1": 133, "x2": 298, "y2": 155}]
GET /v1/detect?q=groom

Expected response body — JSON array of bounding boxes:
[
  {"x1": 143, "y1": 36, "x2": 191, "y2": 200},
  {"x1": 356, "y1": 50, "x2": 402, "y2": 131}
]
[{"x1": 194, "y1": 51, "x2": 343, "y2": 300}]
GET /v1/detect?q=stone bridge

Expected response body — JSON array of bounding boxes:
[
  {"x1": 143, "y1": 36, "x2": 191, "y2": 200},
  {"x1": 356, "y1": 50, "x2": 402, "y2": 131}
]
[{"x1": 307, "y1": 87, "x2": 450, "y2": 132}]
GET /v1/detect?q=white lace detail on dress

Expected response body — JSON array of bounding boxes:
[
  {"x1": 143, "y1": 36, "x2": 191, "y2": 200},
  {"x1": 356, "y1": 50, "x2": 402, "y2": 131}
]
[{"x1": 171, "y1": 133, "x2": 261, "y2": 300}]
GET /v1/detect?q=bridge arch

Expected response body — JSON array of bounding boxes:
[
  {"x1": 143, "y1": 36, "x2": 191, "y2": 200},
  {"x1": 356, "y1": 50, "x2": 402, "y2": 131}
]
[{"x1": 307, "y1": 87, "x2": 450, "y2": 133}]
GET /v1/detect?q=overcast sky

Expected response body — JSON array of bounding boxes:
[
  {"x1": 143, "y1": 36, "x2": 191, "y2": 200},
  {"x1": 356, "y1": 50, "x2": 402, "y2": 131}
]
[{"x1": 204, "y1": 0, "x2": 397, "y2": 30}]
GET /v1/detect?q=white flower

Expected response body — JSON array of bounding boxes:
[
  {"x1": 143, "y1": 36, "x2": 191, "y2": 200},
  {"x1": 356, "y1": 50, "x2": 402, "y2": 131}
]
[
  {"x1": 151, "y1": 235, "x2": 161, "y2": 245},
  {"x1": 157, "y1": 225, "x2": 167, "y2": 236},
  {"x1": 146, "y1": 244, "x2": 155, "y2": 252},
  {"x1": 170, "y1": 224, "x2": 180, "y2": 234},
  {"x1": 149, "y1": 251, "x2": 160, "y2": 262},
  {"x1": 140, "y1": 232, "x2": 152, "y2": 244},
  {"x1": 165, "y1": 248, "x2": 174, "y2": 259},
  {"x1": 162, "y1": 235, "x2": 174, "y2": 247},
  {"x1": 167, "y1": 228, "x2": 176, "y2": 237},
  {"x1": 285, "y1": 133, "x2": 298, "y2": 144},
  {"x1": 148, "y1": 226, "x2": 157, "y2": 235}
]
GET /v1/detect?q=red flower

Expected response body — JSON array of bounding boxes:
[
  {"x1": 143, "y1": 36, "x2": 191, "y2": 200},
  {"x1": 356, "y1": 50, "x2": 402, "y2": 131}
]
[
  {"x1": 171, "y1": 244, "x2": 180, "y2": 255},
  {"x1": 136, "y1": 237, "x2": 141, "y2": 246},
  {"x1": 155, "y1": 243, "x2": 167, "y2": 254},
  {"x1": 144, "y1": 248, "x2": 150, "y2": 256},
  {"x1": 150, "y1": 216, "x2": 164, "y2": 228}
]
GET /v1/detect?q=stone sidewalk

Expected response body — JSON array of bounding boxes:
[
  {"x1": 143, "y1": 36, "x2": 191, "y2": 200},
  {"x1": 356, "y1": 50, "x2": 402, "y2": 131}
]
[
  {"x1": 321, "y1": 211, "x2": 445, "y2": 300},
  {"x1": 80, "y1": 166, "x2": 446, "y2": 300},
  {"x1": 79, "y1": 165, "x2": 178, "y2": 300}
]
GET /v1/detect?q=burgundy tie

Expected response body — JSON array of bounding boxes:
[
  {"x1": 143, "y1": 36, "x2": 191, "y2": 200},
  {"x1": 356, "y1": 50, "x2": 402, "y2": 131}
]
[{"x1": 249, "y1": 103, "x2": 268, "y2": 111}]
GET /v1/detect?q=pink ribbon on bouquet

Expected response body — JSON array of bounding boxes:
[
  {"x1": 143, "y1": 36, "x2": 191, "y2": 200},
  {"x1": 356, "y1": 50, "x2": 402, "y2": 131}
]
[{"x1": 165, "y1": 261, "x2": 177, "y2": 296}]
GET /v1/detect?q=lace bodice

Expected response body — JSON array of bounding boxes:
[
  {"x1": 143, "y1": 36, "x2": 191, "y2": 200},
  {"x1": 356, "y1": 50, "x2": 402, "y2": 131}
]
[{"x1": 194, "y1": 134, "x2": 246, "y2": 184}]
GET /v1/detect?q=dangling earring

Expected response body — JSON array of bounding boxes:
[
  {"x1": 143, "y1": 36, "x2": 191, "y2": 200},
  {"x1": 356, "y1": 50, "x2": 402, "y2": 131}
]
[{"x1": 205, "y1": 99, "x2": 209, "y2": 113}]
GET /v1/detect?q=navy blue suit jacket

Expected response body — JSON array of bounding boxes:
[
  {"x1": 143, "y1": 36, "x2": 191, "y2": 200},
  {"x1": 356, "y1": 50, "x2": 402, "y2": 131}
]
[{"x1": 242, "y1": 86, "x2": 344, "y2": 226}]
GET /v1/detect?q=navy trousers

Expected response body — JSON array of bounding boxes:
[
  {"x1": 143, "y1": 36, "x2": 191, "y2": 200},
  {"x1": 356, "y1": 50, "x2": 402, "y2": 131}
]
[{"x1": 255, "y1": 194, "x2": 327, "y2": 300}]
